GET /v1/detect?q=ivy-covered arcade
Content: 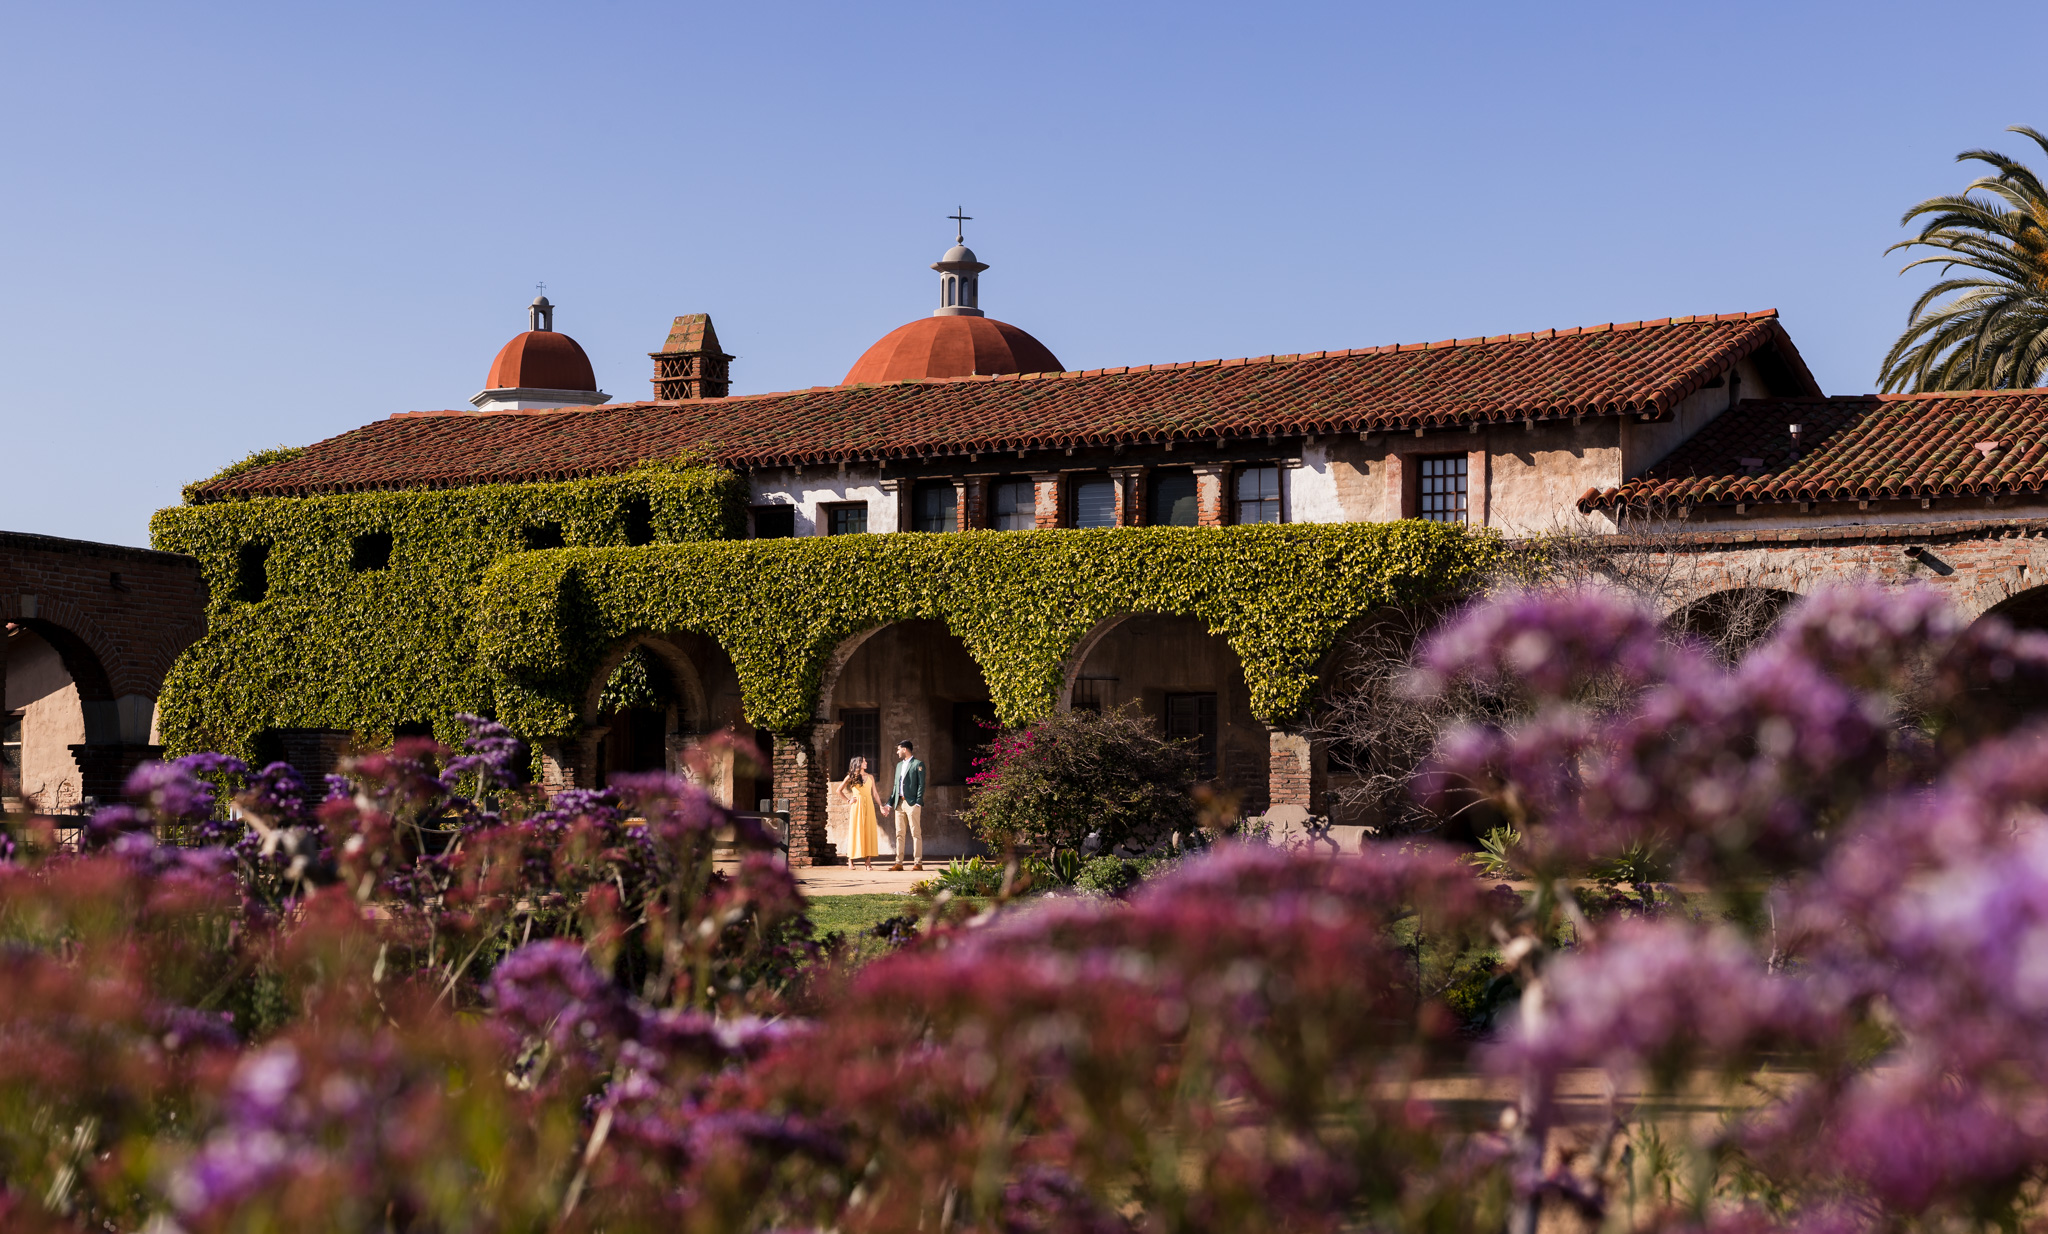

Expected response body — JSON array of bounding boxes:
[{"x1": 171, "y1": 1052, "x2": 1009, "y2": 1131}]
[{"x1": 152, "y1": 459, "x2": 1495, "y2": 862}]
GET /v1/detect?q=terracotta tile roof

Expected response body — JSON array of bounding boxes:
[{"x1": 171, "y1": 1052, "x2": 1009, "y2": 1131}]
[
  {"x1": 1579, "y1": 389, "x2": 2048, "y2": 511},
  {"x1": 656, "y1": 314, "x2": 725, "y2": 357},
  {"x1": 194, "y1": 311, "x2": 1815, "y2": 500}
]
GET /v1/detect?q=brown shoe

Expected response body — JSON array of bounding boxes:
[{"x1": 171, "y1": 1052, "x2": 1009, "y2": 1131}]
[
  {"x1": 912, "y1": 862, "x2": 925, "y2": 871},
  {"x1": 888, "y1": 863, "x2": 905, "y2": 871}
]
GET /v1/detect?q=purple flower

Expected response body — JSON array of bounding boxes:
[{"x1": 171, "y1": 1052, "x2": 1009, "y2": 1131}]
[
  {"x1": 1491, "y1": 921, "x2": 1835, "y2": 1087},
  {"x1": 125, "y1": 759, "x2": 223, "y2": 824},
  {"x1": 439, "y1": 713, "x2": 524, "y2": 791},
  {"x1": 487, "y1": 940, "x2": 634, "y2": 1058},
  {"x1": 1417, "y1": 589, "x2": 1702, "y2": 700}
]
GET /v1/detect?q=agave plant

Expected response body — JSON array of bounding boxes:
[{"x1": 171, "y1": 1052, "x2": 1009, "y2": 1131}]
[{"x1": 1880, "y1": 125, "x2": 2048, "y2": 392}]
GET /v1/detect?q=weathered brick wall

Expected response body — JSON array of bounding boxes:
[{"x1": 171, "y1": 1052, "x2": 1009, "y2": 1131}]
[
  {"x1": 1195, "y1": 464, "x2": 1227, "y2": 527},
  {"x1": 1656, "y1": 518, "x2": 2048, "y2": 620},
  {"x1": 772, "y1": 727, "x2": 836, "y2": 866},
  {"x1": 1033, "y1": 473, "x2": 1062, "y2": 530},
  {"x1": 1266, "y1": 728, "x2": 1322, "y2": 813},
  {"x1": 0, "y1": 531, "x2": 207, "y2": 702}
]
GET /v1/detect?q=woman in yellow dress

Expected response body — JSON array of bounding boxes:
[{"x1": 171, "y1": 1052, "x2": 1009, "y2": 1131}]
[{"x1": 839, "y1": 756, "x2": 883, "y2": 869}]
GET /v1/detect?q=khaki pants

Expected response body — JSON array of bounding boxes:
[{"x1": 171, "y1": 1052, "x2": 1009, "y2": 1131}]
[{"x1": 893, "y1": 802, "x2": 923, "y2": 865}]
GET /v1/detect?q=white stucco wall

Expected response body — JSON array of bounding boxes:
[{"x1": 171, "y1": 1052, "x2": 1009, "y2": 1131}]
[
  {"x1": 1287, "y1": 445, "x2": 1349, "y2": 524},
  {"x1": 750, "y1": 468, "x2": 895, "y2": 535}
]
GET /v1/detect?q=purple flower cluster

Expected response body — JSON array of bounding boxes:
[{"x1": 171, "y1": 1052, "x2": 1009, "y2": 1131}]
[{"x1": 1423, "y1": 584, "x2": 2048, "y2": 1226}]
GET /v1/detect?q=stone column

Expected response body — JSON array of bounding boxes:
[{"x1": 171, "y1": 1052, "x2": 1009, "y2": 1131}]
[
  {"x1": 1265, "y1": 725, "x2": 1326, "y2": 814},
  {"x1": 774, "y1": 723, "x2": 840, "y2": 866},
  {"x1": 1032, "y1": 471, "x2": 1063, "y2": 529},
  {"x1": 1110, "y1": 467, "x2": 1144, "y2": 527},
  {"x1": 1193, "y1": 463, "x2": 1230, "y2": 527}
]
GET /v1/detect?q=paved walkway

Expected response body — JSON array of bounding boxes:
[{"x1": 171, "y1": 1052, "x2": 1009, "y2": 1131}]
[{"x1": 793, "y1": 864, "x2": 937, "y2": 895}]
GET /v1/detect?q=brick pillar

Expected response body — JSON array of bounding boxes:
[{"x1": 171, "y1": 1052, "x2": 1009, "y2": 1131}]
[
  {"x1": 536, "y1": 729, "x2": 604, "y2": 796},
  {"x1": 1110, "y1": 467, "x2": 1144, "y2": 527},
  {"x1": 774, "y1": 724, "x2": 839, "y2": 866},
  {"x1": 1032, "y1": 472, "x2": 1063, "y2": 529},
  {"x1": 963, "y1": 474, "x2": 995, "y2": 530},
  {"x1": 950, "y1": 478, "x2": 971, "y2": 532},
  {"x1": 1193, "y1": 463, "x2": 1229, "y2": 527},
  {"x1": 67, "y1": 743, "x2": 163, "y2": 811},
  {"x1": 1266, "y1": 726, "x2": 1325, "y2": 814}
]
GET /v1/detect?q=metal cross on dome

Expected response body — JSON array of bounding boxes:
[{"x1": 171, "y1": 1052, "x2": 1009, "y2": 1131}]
[{"x1": 948, "y1": 207, "x2": 971, "y2": 243}]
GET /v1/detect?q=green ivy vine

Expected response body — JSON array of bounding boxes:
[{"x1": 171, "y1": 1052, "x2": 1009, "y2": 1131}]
[
  {"x1": 151, "y1": 453, "x2": 1496, "y2": 758},
  {"x1": 473, "y1": 521, "x2": 1498, "y2": 738},
  {"x1": 150, "y1": 460, "x2": 747, "y2": 757}
]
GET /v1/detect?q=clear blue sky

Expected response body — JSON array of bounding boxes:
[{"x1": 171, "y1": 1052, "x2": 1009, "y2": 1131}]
[{"x1": 5, "y1": 0, "x2": 2044, "y2": 546}]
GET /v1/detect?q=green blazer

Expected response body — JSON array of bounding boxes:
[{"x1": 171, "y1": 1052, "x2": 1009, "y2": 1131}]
[{"x1": 892, "y1": 756, "x2": 925, "y2": 807}]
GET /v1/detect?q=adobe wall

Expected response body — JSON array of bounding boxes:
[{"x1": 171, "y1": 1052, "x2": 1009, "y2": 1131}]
[
  {"x1": 5, "y1": 629, "x2": 84, "y2": 811},
  {"x1": 1301, "y1": 419, "x2": 1624, "y2": 535}
]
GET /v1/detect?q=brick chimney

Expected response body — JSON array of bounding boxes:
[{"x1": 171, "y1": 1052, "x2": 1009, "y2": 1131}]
[{"x1": 649, "y1": 314, "x2": 733, "y2": 400}]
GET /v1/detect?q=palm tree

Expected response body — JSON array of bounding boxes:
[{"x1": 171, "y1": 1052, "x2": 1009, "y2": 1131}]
[{"x1": 1880, "y1": 126, "x2": 2048, "y2": 392}]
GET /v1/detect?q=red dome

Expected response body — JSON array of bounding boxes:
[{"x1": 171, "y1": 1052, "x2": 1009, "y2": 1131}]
[
  {"x1": 843, "y1": 316, "x2": 1063, "y2": 385},
  {"x1": 485, "y1": 330, "x2": 599, "y2": 392}
]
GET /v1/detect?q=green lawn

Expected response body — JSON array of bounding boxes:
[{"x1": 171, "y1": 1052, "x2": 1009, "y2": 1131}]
[{"x1": 805, "y1": 893, "x2": 925, "y2": 941}]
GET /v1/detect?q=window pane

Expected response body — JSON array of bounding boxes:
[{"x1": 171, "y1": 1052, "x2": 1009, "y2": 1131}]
[
  {"x1": 913, "y1": 481, "x2": 957, "y2": 533},
  {"x1": 1071, "y1": 478, "x2": 1115, "y2": 528},
  {"x1": 1234, "y1": 466, "x2": 1281, "y2": 524},
  {"x1": 841, "y1": 709, "x2": 880, "y2": 777},
  {"x1": 1149, "y1": 471, "x2": 1198, "y2": 526},
  {"x1": 828, "y1": 504, "x2": 869, "y2": 535},
  {"x1": 994, "y1": 480, "x2": 1036, "y2": 531},
  {"x1": 753, "y1": 506, "x2": 795, "y2": 538},
  {"x1": 1418, "y1": 455, "x2": 1469, "y2": 524},
  {"x1": 1, "y1": 713, "x2": 20, "y2": 793}
]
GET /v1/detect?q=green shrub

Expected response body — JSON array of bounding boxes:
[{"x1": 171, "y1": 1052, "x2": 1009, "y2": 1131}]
[
  {"x1": 925, "y1": 856, "x2": 1010, "y2": 897},
  {"x1": 960, "y1": 704, "x2": 1197, "y2": 856},
  {"x1": 1074, "y1": 855, "x2": 1143, "y2": 896}
]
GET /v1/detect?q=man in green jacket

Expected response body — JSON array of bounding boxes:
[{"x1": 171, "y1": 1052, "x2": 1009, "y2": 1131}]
[{"x1": 887, "y1": 739, "x2": 926, "y2": 871}]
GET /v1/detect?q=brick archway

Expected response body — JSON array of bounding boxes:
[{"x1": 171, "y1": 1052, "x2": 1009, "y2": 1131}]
[{"x1": 1, "y1": 531, "x2": 206, "y2": 807}]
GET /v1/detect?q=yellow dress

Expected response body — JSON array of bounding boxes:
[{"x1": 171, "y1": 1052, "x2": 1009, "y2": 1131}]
[{"x1": 842, "y1": 774, "x2": 882, "y2": 861}]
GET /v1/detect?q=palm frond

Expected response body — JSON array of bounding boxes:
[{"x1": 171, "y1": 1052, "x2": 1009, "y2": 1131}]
[{"x1": 1882, "y1": 130, "x2": 2048, "y2": 392}]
